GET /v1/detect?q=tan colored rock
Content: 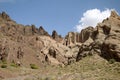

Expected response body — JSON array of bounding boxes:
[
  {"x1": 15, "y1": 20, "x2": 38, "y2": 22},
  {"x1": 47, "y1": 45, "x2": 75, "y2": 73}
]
[
  {"x1": 77, "y1": 11, "x2": 120, "y2": 61},
  {"x1": 0, "y1": 10, "x2": 120, "y2": 68},
  {"x1": 65, "y1": 32, "x2": 78, "y2": 46},
  {"x1": 38, "y1": 26, "x2": 50, "y2": 36},
  {"x1": 65, "y1": 27, "x2": 95, "y2": 46},
  {"x1": 0, "y1": 12, "x2": 11, "y2": 21},
  {"x1": 76, "y1": 11, "x2": 120, "y2": 62},
  {"x1": 79, "y1": 26, "x2": 94, "y2": 43},
  {"x1": 38, "y1": 36, "x2": 70, "y2": 65},
  {"x1": 17, "y1": 47, "x2": 24, "y2": 59},
  {"x1": 52, "y1": 30, "x2": 63, "y2": 42},
  {"x1": 100, "y1": 11, "x2": 120, "y2": 61},
  {"x1": 76, "y1": 37, "x2": 94, "y2": 61}
]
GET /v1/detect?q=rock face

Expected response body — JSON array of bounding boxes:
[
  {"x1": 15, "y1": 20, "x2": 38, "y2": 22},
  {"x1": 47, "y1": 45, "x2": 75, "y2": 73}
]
[
  {"x1": 0, "y1": 44, "x2": 9, "y2": 61},
  {"x1": 100, "y1": 11, "x2": 120, "y2": 61},
  {"x1": 79, "y1": 27, "x2": 95, "y2": 42},
  {"x1": 0, "y1": 11, "x2": 120, "y2": 68},
  {"x1": 34, "y1": 36, "x2": 78, "y2": 66},
  {"x1": 65, "y1": 27, "x2": 95, "y2": 46},
  {"x1": 0, "y1": 12, "x2": 78, "y2": 66},
  {"x1": 52, "y1": 30, "x2": 63, "y2": 42},
  {"x1": 24, "y1": 25, "x2": 50, "y2": 36},
  {"x1": 0, "y1": 12, "x2": 11, "y2": 21},
  {"x1": 76, "y1": 11, "x2": 120, "y2": 62},
  {"x1": 38, "y1": 26, "x2": 50, "y2": 36},
  {"x1": 65, "y1": 32, "x2": 77, "y2": 45}
]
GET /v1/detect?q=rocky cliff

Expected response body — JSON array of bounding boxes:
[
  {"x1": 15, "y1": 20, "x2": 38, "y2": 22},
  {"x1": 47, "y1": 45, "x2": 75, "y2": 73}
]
[
  {"x1": 0, "y1": 12, "x2": 75, "y2": 67},
  {"x1": 0, "y1": 11, "x2": 120, "y2": 68},
  {"x1": 73, "y1": 11, "x2": 120, "y2": 62}
]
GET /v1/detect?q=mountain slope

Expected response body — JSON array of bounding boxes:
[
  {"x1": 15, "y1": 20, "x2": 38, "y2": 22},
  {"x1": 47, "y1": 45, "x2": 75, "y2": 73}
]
[{"x1": 0, "y1": 11, "x2": 120, "y2": 80}]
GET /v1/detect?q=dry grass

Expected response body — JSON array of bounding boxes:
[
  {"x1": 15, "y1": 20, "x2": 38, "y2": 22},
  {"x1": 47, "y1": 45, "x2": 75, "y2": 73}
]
[
  {"x1": 61, "y1": 54, "x2": 120, "y2": 80},
  {"x1": 1, "y1": 54, "x2": 120, "y2": 80}
]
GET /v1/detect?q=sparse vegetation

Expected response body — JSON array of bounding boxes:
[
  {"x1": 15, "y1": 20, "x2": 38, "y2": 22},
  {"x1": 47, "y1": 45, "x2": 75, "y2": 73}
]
[
  {"x1": 30, "y1": 64, "x2": 38, "y2": 69},
  {"x1": 10, "y1": 63, "x2": 19, "y2": 68},
  {"x1": 0, "y1": 60, "x2": 7, "y2": 68},
  {"x1": 59, "y1": 54, "x2": 120, "y2": 80},
  {"x1": 1, "y1": 60, "x2": 7, "y2": 64},
  {"x1": 0, "y1": 11, "x2": 120, "y2": 80},
  {"x1": 108, "y1": 58, "x2": 116, "y2": 64},
  {"x1": 1, "y1": 64, "x2": 7, "y2": 68},
  {"x1": 0, "y1": 54, "x2": 119, "y2": 80}
]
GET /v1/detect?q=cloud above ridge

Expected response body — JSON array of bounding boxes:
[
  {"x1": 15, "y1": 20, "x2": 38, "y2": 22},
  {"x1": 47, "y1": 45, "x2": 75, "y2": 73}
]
[{"x1": 76, "y1": 8, "x2": 112, "y2": 32}]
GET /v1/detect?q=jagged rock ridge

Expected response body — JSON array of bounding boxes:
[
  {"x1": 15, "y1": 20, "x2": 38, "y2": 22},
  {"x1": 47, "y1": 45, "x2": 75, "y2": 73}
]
[
  {"x1": 66, "y1": 11, "x2": 120, "y2": 62},
  {"x1": 0, "y1": 12, "x2": 74, "y2": 67},
  {"x1": 0, "y1": 11, "x2": 120, "y2": 68}
]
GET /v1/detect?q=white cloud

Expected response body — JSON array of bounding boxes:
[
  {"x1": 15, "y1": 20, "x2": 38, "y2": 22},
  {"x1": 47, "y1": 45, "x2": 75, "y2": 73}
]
[
  {"x1": 76, "y1": 8, "x2": 112, "y2": 32},
  {"x1": 0, "y1": 0, "x2": 15, "y2": 3}
]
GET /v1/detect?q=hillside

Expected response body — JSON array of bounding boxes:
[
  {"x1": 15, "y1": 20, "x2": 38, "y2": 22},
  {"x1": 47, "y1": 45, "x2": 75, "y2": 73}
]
[{"x1": 0, "y1": 11, "x2": 120, "y2": 80}]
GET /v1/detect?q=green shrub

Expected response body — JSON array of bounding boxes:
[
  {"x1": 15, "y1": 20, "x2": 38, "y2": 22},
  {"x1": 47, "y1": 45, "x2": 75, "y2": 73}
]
[
  {"x1": 2, "y1": 60, "x2": 7, "y2": 64},
  {"x1": 109, "y1": 59, "x2": 116, "y2": 64},
  {"x1": 10, "y1": 63, "x2": 18, "y2": 68},
  {"x1": 30, "y1": 64, "x2": 38, "y2": 69},
  {"x1": 1, "y1": 64, "x2": 7, "y2": 68}
]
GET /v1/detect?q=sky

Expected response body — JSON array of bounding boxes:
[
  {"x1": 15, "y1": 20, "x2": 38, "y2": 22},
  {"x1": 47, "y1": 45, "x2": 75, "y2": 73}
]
[{"x1": 0, "y1": 0, "x2": 120, "y2": 36}]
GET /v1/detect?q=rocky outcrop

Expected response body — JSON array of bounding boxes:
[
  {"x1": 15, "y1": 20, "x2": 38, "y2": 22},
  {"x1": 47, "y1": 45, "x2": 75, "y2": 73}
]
[
  {"x1": 24, "y1": 25, "x2": 33, "y2": 36},
  {"x1": 79, "y1": 27, "x2": 95, "y2": 42},
  {"x1": 0, "y1": 45, "x2": 9, "y2": 62},
  {"x1": 0, "y1": 10, "x2": 120, "y2": 68},
  {"x1": 0, "y1": 12, "x2": 54, "y2": 67},
  {"x1": 100, "y1": 11, "x2": 120, "y2": 61},
  {"x1": 65, "y1": 32, "x2": 79, "y2": 46},
  {"x1": 65, "y1": 27, "x2": 95, "y2": 46},
  {"x1": 17, "y1": 47, "x2": 24, "y2": 59},
  {"x1": 52, "y1": 30, "x2": 63, "y2": 42},
  {"x1": 76, "y1": 37, "x2": 94, "y2": 61},
  {"x1": 0, "y1": 12, "x2": 11, "y2": 21},
  {"x1": 24, "y1": 25, "x2": 50, "y2": 36},
  {"x1": 76, "y1": 11, "x2": 120, "y2": 62},
  {"x1": 36, "y1": 36, "x2": 73, "y2": 66},
  {"x1": 0, "y1": 39, "x2": 9, "y2": 62},
  {"x1": 38, "y1": 26, "x2": 50, "y2": 36}
]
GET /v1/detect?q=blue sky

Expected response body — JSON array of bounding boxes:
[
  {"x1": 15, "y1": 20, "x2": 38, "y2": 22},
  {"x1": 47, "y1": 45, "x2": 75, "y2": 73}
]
[{"x1": 0, "y1": 0, "x2": 120, "y2": 36}]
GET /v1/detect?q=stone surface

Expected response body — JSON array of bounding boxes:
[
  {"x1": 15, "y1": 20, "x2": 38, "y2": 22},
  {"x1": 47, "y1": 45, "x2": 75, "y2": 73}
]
[
  {"x1": 76, "y1": 11, "x2": 120, "y2": 62},
  {"x1": 100, "y1": 11, "x2": 120, "y2": 61},
  {"x1": 65, "y1": 27, "x2": 95, "y2": 46},
  {"x1": 38, "y1": 26, "x2": 50, "y2": 36},
  {"x1": 0, "y1": 10, "x2": 120, "y2": 68},
  {"x1": 52, "y1": 30, "x2": 63, "y2": 42},
  {"x1": 0, "y1": 12, "x2": 11, "y2": 21}
]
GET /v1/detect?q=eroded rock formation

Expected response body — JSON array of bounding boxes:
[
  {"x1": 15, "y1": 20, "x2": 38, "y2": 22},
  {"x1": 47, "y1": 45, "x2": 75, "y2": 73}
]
[
  {"x1": 0, "y1": 12, "x2": 11, "y2": 21},
  {"x1": 76, "y1": 11, "x2": 120, "y2": 62},
  {"x1": 0, "y1": 11, "x2": 120, "y2": 68},
  {"x1": 52, "y1": 30, "x2": 63, "y2": 42}
]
